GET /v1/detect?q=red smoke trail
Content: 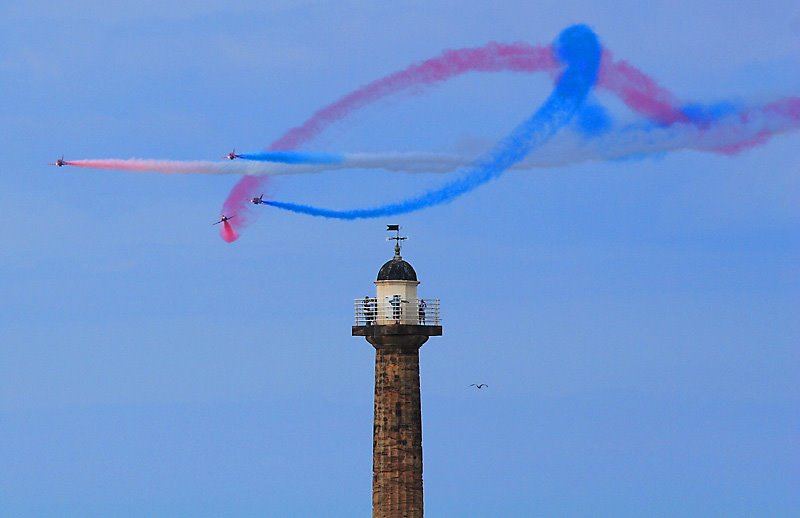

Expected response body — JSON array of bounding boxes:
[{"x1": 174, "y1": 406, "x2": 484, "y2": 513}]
[{"x1": 221, "y1": 220, "x2": 238, "y2": 243}]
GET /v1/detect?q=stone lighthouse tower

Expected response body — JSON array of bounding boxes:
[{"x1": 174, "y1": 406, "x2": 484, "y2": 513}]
[{"x1": 353, "y1": 225, "x2": 442, "y2": 518}]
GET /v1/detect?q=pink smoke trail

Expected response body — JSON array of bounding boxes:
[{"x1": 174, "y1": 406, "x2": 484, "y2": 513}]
[
  {"x1": 597, "y1": 50, "x2": 689, "y2": 125},
  {"x1": 596, "y1": 55, "x2": 799, "y2": 153},
  {"x1": 67, "y1": 159, "x2": 236, "y2": 174},
  {"x1": 273, "y1": 44, "x2": 558, "y2": 150},
  {"x1": 715, "y1": 97, "x2": 800, "y2": 154}
]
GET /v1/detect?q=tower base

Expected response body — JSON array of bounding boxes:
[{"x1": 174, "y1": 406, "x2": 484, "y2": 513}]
[{"x1": 353, "y1": 324, "x2": 441, "y2": 518}]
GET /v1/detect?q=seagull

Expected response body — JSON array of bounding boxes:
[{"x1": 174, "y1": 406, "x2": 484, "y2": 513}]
[{"x1": 469, "y1": 384, "x2": 488, "y2": 389}]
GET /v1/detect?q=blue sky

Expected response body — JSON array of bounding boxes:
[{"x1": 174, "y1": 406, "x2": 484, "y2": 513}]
[{"x1": 1, "y1": 1, "x2": 798, "y2": 516}]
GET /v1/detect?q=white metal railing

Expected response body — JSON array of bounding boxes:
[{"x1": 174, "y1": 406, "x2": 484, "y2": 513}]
[{"x1": 354, "y1": 297, "x2": 440, "y2": 326}]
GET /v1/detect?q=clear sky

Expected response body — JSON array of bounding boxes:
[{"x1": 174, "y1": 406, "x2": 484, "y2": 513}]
[{"x1": 1, "y1": 1, "x2": 798, "y2": 516}]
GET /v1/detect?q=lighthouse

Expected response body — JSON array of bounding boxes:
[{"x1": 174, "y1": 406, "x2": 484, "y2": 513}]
[{"x1": 353, "y1": 225, "x2": 442, "y2": 518}]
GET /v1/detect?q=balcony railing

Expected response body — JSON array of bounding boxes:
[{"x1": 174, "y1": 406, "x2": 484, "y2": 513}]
[{"x1": 354, "y1": 298, "x2": 440, "y2": 326}]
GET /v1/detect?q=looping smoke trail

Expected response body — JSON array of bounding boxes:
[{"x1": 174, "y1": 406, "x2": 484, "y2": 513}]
[
  {"x1": 262, "y1": 25, "x2": 601, "y2": 220},
  {"x1": 221, "y1": 40, "x2": 559, "y2": 239},
  {"x1": 220, "y1": 28, "x2": 798, "y2": 240}
]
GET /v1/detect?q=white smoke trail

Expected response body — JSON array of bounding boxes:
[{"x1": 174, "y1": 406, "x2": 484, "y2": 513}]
[{"x1": 67, "y1": 103, "x2": 799, "y2": 178}]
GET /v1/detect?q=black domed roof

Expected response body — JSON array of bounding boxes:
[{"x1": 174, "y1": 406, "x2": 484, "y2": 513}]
[{"x1": 377, "y1": 256, "x2": 417, "y2": 281}]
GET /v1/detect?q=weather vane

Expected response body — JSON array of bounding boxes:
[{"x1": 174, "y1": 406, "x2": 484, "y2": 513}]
[{"x1": 386, "y1": 224, "x2": 407, "y2": 257}]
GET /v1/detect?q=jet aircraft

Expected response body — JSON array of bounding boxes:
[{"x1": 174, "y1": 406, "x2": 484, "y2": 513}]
[{"x1": 213, "y1": 215, "x2": 235, "y2": 225}]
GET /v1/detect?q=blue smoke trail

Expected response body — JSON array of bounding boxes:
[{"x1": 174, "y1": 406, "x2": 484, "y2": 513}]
[
  {"x1": 264, "y1": 24, "x2": 602, "y2": 219},
  {"x1": 237, "y1": 151, "x2": 345, "y2": 164}
]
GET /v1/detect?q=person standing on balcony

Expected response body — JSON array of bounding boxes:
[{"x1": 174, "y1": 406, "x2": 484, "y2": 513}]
[
  {"x1": 363, "y1": 295, "x2": 374, "y2": 325},
  {"x1": 391, "y1": 294, "x2": 402, "y2": 322}
]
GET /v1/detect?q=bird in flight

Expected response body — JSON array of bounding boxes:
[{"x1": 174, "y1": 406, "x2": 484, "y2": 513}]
[{"x1": 470, "y1": 384, "x2": 488, "y2": 389}]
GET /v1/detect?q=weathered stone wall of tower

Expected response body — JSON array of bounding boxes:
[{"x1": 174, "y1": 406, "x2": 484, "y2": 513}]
[{"x1": 367, "y1": 334, "x2": 428, "y2": 518}]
